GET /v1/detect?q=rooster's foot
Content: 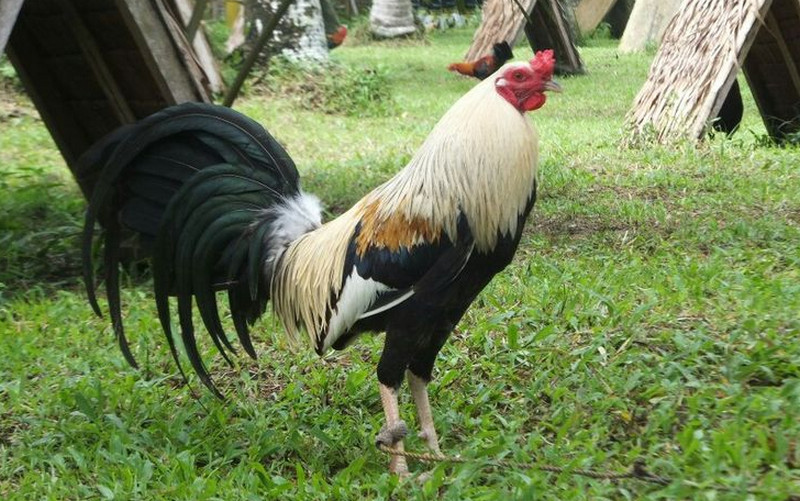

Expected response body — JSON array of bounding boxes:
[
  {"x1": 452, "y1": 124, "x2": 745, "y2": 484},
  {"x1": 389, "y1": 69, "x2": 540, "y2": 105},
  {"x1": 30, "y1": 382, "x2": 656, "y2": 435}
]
[{"x1": 375, "y1": 420, "x2": 408, "y2": 447}]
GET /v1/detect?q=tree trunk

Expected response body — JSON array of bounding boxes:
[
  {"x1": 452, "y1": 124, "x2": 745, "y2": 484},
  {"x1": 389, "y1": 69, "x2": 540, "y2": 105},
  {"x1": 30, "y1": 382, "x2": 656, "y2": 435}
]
[
  {"x1": 618, "y1": 0, "x2": 681, "y2": 53},
  {"x1": 370, "y1": 0, "x2": 416, "y2": 38},
  {"x1": 225, "y1": 1, "x2": 246, "y2": 54},
  {"x1": 276, "y1": 0, "x2": 329, "y2": 62},
  {"x1": 250, "y1": 0, "x2": 329, "y2": 63}
]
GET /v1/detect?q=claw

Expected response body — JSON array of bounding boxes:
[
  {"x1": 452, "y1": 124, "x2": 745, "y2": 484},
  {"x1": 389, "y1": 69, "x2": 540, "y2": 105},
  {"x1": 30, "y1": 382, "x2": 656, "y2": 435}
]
[{"x1": 375, "y1": 420, "x2": 408, "y2": 447}]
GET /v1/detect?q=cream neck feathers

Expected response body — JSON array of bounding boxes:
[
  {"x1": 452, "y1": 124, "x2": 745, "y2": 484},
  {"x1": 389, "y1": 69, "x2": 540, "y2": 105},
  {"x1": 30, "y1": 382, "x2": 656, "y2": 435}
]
[{"x1": 361, "y1": 74, "x2": 539, "y2": 252}]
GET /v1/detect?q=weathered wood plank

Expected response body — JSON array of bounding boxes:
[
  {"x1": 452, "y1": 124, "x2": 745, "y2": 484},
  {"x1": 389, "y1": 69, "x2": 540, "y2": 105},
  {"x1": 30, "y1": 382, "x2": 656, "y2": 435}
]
[
  {"x1": 6, "y1": 0, "x2": 213, "y2": 183},
  {"x1": 742, "y1": 0, "x2": 800, "y2": 141},
  {"x1": 115, "y1": 0, "x2": 207, "y2": 104},
  {"x1": 172, "y1": 0, "x2": 224, "y2": 94},
  {"x1": 60, "y1": 1, "x2": 137, "y2": 124}
]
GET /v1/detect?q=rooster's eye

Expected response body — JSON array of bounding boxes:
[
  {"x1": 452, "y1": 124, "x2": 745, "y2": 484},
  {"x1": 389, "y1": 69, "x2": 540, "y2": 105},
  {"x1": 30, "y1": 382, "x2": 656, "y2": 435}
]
[{"x1": 513, "y1": 71, "x2": 525, "y2": 81}]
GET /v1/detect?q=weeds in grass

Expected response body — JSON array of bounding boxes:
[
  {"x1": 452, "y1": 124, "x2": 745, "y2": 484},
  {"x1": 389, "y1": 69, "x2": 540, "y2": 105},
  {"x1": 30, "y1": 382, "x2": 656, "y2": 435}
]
[
  {"x1": 251, "y1": 59, "x2": 393, "y2": 117},
  {"x1": 0, "y1": 156, "x2": 84, "y2": 296},
  {"x1": 0, "y1": 56, "x2": 22, "y2": 93}
]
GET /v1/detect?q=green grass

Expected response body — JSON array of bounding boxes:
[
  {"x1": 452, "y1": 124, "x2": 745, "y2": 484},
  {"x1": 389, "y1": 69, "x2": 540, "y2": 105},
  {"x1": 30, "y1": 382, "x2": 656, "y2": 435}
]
[{"x1": 1, "y1": 30, "x2": 799, "y2": 499}]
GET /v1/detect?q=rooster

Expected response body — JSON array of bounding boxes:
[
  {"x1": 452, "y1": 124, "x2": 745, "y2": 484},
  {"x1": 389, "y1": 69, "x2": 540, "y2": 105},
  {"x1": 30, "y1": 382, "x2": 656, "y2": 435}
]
[
  {"x1": 327, "y1": 25, "x2": 347, "y2": 49},
  {"x1": 448, "y1": 41, "x2": 514, "y2": 80},
  {"x1": 81, "y1": 51, "x2": 560, "y2": 475}
]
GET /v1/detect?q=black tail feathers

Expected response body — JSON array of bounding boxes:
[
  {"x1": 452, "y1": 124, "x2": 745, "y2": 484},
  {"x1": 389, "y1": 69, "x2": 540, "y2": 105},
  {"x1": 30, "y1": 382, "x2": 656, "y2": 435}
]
[
  {"x1": 492, "y1": 41, "x2": 514, "y2": 65},
  {"x1": 80, "y1": 102, "x2": 306, "y2": 396}
]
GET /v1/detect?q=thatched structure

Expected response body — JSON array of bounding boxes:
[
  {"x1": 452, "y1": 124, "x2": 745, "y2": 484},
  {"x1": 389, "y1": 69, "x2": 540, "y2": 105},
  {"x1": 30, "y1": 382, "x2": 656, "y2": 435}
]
[
  {"x1": 4, "y1": 0, "x2": 218, "y2": 197},
  {"x1": 466, "y1": 0, "x2": 584, "y2": 76},
  {"x1": 624, "y1": 0, "x2": 800, "y2": 145}
]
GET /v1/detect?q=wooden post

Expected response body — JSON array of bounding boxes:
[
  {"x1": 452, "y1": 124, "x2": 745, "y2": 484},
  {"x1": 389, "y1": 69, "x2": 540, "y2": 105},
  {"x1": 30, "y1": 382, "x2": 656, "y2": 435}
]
[
  {"x1": 60, "y1": 1, "x2": 137, "y2": 124},
  {"x1": 185, "y1": 0, "x2": 209, "y2": 42}
]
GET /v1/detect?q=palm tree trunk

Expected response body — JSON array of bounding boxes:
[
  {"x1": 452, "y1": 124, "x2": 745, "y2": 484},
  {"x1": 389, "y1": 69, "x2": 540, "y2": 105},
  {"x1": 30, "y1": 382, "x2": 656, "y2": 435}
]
[{"x1": 370, "y1": 0, "x2": 416, "y2": 38}]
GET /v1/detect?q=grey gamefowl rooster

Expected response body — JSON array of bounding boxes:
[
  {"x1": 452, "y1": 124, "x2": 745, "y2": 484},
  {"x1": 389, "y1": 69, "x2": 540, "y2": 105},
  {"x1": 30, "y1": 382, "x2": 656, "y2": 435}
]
[{"x1": 81, "y1": 51, "x2": 560, "y2": 475}]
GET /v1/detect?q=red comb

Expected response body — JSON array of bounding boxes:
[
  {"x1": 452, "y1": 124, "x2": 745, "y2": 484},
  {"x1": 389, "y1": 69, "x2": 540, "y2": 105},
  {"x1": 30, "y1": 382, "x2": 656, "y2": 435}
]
[{"x1": 530, "y1": 50, "x2": 556, "y2": 79}]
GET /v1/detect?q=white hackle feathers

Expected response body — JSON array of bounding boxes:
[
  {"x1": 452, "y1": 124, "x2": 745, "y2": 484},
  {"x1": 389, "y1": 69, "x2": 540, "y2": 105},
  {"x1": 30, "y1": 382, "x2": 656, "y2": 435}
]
[{"x1": 361, "y1": 65, "x2": 539, "y2": 253}]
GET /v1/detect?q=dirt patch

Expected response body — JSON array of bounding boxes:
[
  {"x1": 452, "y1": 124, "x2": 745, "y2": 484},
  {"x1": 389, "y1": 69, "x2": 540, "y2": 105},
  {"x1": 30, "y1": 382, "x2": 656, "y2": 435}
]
[
  {"x1": 0, "y1": 87, "x2": 38, "y2": 123},
  {"x1": 0, "y1": 411, "x2": 28, "y2": 447},
  {"x1": 215, "y1": 360, "x2": 289, "y2": 401},
  {"x1": 529, "y1": 182, "x2": 691, "y2": 241},
  {"x1": 778, "y1": 207, "x2": 800, "y2": 226},
  {"x1": 533, "y1": 213, "x2": 633, "y2": 238}
]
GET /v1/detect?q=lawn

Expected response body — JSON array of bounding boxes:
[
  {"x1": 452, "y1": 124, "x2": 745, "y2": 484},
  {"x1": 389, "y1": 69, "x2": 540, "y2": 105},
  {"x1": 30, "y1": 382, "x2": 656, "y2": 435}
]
[{"x1": 1, "y1": 26, "x2": 799, "y2": 500}]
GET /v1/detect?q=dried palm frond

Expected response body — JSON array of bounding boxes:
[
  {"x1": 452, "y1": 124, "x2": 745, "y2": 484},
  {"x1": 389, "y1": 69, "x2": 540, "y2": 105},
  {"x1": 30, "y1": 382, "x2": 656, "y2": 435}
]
[{"x1": 623, "y1": 0, "x2": 771, "y2": 147}]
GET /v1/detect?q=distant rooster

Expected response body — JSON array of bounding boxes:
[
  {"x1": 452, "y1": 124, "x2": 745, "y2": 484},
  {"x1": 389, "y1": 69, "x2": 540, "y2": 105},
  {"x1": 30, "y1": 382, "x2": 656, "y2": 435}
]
[
  {"x1": 81, "y1": 51, "x2": 560, "y2": 475},
  {"x1": 448, "y1": 41, "x2": 514, "y2": 80},
  {"x1": 320, "y1": 0, "x2": 346, "y2": 50},
  {"x1": 327, "y1": 25, "x2": 347, "y2": 49}
]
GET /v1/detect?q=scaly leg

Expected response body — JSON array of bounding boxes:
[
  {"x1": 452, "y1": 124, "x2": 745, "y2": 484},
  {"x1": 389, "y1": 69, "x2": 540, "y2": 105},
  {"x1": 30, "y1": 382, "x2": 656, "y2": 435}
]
[
  {"x1": 407, "y1": 371, "x2": 442, "y2": 455},
  {"x1": 375, "y1": 383, "x2": 409, "y2": 475}
]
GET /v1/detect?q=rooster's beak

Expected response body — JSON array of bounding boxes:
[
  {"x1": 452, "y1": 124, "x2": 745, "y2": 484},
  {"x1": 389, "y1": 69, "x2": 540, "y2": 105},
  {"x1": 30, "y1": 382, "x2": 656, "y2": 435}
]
[{"x1": 544, "y1": 80, "x2": 562, "y2": 93}]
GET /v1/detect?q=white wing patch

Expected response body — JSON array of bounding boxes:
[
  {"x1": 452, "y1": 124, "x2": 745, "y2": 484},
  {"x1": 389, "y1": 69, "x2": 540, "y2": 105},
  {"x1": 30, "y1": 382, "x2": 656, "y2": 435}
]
[
  {"x1": 320, "y1": 267, "x2": 392, "y2": 352},
  {"x1": 358, "y1": 290, "x2": 415, "y2": 320}
]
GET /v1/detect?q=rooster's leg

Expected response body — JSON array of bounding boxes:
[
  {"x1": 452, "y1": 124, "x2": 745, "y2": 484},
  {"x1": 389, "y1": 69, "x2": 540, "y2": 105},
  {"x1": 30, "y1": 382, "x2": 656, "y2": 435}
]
[
  {"x1": 376, "y1": 383, "x2": 409, "y2": 475},
  {"x1": 407, "y1": 371, "x2": 442, "y2": 455}
]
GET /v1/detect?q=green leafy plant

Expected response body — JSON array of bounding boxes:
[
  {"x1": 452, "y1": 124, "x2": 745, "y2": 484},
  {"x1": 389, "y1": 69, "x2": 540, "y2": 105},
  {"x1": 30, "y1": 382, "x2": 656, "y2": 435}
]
[{"x1": 254, "y1": 59, "x2": 393, "y2": 117}]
